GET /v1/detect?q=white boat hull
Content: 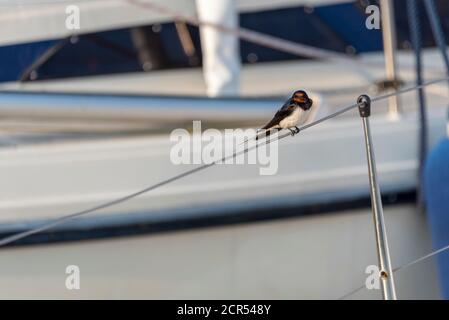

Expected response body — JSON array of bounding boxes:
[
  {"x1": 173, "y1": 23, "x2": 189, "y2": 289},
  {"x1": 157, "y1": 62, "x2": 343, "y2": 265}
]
[{"x1": 0, "y1": 204, "x2": 440, "y2": 299}]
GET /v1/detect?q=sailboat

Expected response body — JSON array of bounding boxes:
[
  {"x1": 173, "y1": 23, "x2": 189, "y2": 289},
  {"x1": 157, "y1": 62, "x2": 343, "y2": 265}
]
[{"x1": 0, "y1": 0, "x2": 447, "y2": 299}]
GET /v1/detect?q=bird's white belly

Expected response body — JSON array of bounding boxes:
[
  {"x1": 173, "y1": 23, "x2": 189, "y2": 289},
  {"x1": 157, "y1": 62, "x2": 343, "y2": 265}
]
[{"x1": 279, "y1": 108, "x2": 301, "y2": 128}]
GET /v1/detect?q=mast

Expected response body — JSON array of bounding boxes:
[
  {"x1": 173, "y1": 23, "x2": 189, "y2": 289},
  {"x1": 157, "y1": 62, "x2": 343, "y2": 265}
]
[{"x1": 380, "y1": 0, "x2": 401, "y2": 119}]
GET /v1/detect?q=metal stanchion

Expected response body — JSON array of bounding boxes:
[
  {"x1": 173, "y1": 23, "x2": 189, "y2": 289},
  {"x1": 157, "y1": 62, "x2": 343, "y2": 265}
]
[{"x1": 357, "y1": 95, "x2": 397, "y2": 300}]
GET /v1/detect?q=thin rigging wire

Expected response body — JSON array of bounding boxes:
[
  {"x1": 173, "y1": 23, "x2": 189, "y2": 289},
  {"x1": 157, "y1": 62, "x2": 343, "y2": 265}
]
[
  {"x1": 123, "y1": 0, "x2": 383, "y2": 69},
  {"x1": 0, "y1": 0, "x2": 428, "y2": 73},
  {"x1": 0, "y1": 75, "x2": 448, "y2": 248},
  {"x1": 393, "y1": 242, "x2": 449, "y2": 273},
  {"x1": 0, "y1": 135, "x2": 270, "y2": 247},
  {"x1": 424, "y1": 0, "x2": 449, "y2": 74},
  {"x1": 338, "y1": 242, "x2": 449, "y2": 300},
  {"x1": 0, "y1": 0, "x2": 109, "y2": 6},
  {"x1": 0, "y1": 0, "x2": 383, "y2": 78},
  {"x1": 338, "y1": 283, "x2": 366, "y2": 300},
  {"x1": 408, "y1": 0, "x2": 428, "y2": 209}
]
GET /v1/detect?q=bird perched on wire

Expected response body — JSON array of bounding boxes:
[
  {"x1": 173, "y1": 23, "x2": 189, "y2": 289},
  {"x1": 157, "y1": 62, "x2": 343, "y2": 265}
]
[{"x1": 256, "y1": 90, "x2": 313, "y2": 140}]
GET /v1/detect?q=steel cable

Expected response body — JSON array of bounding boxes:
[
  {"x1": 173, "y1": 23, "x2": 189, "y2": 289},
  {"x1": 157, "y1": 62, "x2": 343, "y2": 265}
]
[
  {"x1": 0, "y1": 76, "x2": 447, "y2": 247},
  {"x1": 338, "y1": 241, "x2": 449, "y2": 300}
]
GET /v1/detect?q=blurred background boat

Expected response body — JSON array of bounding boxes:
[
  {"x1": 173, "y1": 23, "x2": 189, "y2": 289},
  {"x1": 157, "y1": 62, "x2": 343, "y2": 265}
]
[{"x1": 0, "y1": 0, "x2": 448, "y2": 299}]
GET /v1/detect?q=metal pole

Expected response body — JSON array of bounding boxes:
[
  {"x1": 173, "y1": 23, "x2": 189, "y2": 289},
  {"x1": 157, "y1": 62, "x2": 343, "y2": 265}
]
[
  {"x1": 357, "y1": 95, "x2": 397, "y2": 300},
  {"x1": 380, "y1": 0, "x2": 401, "y2": 119}
]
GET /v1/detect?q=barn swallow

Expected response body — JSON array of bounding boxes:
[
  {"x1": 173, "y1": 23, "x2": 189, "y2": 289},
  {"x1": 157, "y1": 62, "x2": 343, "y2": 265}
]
[{"x1": 256, "y1": 90, "x2": 313, "y2": 140}]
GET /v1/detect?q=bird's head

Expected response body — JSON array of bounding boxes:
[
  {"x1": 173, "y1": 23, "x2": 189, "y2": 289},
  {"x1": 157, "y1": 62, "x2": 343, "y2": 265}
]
[{"x1": 292, "y1": 90, "x2": 313, "y2": 110}]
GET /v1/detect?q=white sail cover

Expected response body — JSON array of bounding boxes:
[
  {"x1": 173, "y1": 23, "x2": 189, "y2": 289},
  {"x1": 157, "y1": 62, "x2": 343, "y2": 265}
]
[
  {"x1": 0, "y1": 0, "x2": 353, "y2": 46},
  {"x1": 196, "y1": 0, "x2": 241, "y2": 96}
]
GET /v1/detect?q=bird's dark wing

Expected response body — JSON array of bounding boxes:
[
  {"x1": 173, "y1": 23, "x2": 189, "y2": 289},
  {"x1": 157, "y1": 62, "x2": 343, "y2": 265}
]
[{"x1": 261, "y1": 101, "x2": 295, "y2": 129}]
